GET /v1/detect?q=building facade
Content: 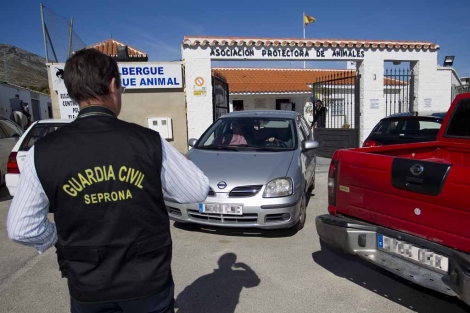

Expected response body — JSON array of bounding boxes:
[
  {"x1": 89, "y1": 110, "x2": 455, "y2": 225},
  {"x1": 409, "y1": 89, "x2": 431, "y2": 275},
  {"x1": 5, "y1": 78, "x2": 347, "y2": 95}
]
[
  {"x1": 0, "y1": 83, "x2": 52, "y2": 121},
  {"x1": 182, "y1": 36, "x2": 460, "y2": 153}
]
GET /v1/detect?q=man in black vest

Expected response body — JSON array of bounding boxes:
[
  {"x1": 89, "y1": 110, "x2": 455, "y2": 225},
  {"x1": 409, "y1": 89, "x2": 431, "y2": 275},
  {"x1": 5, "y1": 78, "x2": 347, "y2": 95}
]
[{"x1": 7, "y1": 49, "x2": 210, "y2": 313}]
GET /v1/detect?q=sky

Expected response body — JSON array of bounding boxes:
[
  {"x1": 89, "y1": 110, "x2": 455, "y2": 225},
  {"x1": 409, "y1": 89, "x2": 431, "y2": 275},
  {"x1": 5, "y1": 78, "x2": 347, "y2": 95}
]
[{"x1": 1, "y1": 0, "x2": 469, "y2": 77}]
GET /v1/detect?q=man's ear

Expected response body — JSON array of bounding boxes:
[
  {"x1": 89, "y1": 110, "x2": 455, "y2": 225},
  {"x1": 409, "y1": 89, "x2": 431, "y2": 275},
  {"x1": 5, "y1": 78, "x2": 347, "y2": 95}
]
[{"x1": 109, "y1": 77, "x2": 117, "y2": 94}]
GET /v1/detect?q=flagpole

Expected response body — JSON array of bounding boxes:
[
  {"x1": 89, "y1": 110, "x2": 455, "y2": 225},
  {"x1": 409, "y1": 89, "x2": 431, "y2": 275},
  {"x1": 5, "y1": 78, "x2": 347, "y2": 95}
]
[{"x1": 303, "y1": 12, "x2": 306, "y2": 69}]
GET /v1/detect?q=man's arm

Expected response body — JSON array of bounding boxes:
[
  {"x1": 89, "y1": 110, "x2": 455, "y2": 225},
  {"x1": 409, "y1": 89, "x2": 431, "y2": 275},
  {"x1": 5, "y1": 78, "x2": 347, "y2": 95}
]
[
  {"x1": 6, "y1": 146, "x2": 57, "y2": 254},
  {"x1": 159, "y1": 134, "x2": 210, "y2": 203}
]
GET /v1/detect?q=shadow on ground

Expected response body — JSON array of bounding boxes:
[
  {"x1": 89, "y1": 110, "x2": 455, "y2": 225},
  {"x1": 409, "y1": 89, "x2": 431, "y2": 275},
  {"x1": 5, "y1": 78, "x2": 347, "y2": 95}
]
[
  {"x1": 173, "y1": 221, "x2": 298, "y2": 238},
  {"x1": 0, "y1": 185, "x2": 12, "y2": 202},
  {"x1": 312, "y1": 241, "x2": 469, "y2": 313},
  {"x1": 173, "y1": 190, "x2": 315, "y2": 238},
  {"x1": 175, "y1": 253, "x2": 260, "y2": 313}
]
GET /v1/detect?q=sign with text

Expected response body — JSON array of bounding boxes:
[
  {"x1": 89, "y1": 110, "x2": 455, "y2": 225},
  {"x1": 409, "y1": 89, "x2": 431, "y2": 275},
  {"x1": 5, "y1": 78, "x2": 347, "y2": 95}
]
[
  {"x1": 370, "y1": 99, "x2": 380, "y2": 109},
  {"x1": 58, "y1": 89, "x2": 80, "y2": 119},
  {"x1": 50, "y1": 63, "x2": 183, "y2": 91},
  {"x1": 208, "y1": 47, "x2": 365, "y2": 60},
  {"x1": 424, "y1": 98, "x2": 432, "y2": 108},
  {"x1": 193, "y1": 76, "x2": 207, "y2": 96},
  {"x1": 50, "y1": 62, "x2": 182, "y2": 119},
  {"x1": 120, "y1": 64, "x2": 182, "y2": 89}
]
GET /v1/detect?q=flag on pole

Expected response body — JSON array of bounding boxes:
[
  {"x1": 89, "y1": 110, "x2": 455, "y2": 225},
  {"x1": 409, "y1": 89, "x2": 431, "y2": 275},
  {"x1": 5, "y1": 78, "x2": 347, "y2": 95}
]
[{"x1": 304, "y1": 13, "x2": 316, "y2": 26}]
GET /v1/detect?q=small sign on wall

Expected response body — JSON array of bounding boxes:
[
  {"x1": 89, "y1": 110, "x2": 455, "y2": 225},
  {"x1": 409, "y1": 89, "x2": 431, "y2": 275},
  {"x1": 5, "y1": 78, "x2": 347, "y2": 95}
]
[
  {"x1": 193, "y1": 76, "x2": 207, "y2": 96},
  {"x1": 424, "y1": 98, "x2": 432, "y2": 108},
  {"x1": 254, "y1": 98, "x2": 267, "y2": 109},
  {"x1": 57, "y1": 89, "x2": 80, "y2": 119},
  {"x1": 370, "y1": 99, "x2": 379, "y2": 109}
]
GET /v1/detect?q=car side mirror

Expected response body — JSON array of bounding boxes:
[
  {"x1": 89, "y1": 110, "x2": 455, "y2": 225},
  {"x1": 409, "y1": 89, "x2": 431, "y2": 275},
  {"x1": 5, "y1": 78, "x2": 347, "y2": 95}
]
[
  {"x1": 302, "y1": 140, "x2": 319, "y2": 152},
  {"x1": 188, "y1": 138, "x2": 198, "y2": 147}
]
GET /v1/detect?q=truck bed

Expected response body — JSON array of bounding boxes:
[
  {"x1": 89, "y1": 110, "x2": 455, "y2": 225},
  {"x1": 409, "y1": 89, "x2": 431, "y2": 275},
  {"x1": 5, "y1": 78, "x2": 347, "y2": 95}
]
[{"x1": 333, "y1": 140, "x2": 470, "y2": 253}]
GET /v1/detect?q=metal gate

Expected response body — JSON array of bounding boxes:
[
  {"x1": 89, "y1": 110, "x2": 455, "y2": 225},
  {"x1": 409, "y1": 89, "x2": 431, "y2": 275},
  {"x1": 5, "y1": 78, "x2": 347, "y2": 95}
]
[
  {"x1": 384, "y1": 68, "x2": 414, "y2": 115},
  {"x1": 311, "y1": 71, "x2": 361, "y2": 158},
  {"x1": 212, "y1": 75, "x2": 230, "y2": 121}
]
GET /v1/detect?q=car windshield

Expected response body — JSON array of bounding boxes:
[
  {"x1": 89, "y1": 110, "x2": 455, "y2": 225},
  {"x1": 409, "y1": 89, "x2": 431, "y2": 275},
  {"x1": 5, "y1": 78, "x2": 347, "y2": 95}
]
[
  {"x1": 19, "y1": 123, "x2": 68, "y2": 151},
  {"x1": 371, "y1": 118, "x2": 442, "y2": 137},
  {"x1": 195, "y1": 117, "x2": 297, "y2": 151}
]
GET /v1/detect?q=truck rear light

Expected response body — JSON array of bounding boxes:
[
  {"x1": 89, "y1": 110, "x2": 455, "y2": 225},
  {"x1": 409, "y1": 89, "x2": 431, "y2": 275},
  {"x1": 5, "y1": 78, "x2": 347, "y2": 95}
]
[
  {"x1": 328, "y1": 159, "x2": 338, "y2": 206},
  {"x1": 7, "y1": 152, "x2": 20, "y2": 174},
  {"x1": 363, "y1": 139, "x2": 382, "y2": 147}
]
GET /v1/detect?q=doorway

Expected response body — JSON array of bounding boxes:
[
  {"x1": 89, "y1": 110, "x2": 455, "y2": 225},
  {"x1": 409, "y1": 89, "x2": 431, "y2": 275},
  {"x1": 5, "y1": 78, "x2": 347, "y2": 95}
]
[
  {"x1": 233, "y1": 100, "x2": 244, "y2": 111},
  {"x1": 47, "y1": 102, "x2": 53, "y2": 118},
  {"x1": 31, "y1": 99, "x2": 41, "y2": 121},
  {"x1": 276, "y1": 99, "x2": 295, "y2": 111}
]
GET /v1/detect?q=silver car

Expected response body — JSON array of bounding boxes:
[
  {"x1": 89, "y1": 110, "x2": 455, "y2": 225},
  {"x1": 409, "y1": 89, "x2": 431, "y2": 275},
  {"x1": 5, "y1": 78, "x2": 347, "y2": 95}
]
[{"x1": 164, "y1": 110, "x2": 318, "y2": 230}]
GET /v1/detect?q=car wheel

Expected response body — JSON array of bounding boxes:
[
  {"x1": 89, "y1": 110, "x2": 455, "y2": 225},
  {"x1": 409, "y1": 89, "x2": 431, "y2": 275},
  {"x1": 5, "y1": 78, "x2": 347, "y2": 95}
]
[{"x1": 293, "y1": 193, "x2": 307, "y2": 231}]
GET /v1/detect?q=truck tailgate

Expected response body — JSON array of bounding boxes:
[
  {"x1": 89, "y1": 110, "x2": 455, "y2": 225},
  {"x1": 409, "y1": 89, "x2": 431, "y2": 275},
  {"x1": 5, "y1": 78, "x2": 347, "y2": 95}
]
[{"x1": 335, "y1": 149, "x2": 470, "y2": 253}]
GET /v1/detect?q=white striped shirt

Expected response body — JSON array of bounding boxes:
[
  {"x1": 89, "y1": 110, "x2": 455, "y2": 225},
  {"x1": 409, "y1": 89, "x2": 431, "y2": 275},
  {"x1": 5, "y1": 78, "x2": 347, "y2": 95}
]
[{"x1": 6, "y1": 134, "x2": 209, "y2": 254}]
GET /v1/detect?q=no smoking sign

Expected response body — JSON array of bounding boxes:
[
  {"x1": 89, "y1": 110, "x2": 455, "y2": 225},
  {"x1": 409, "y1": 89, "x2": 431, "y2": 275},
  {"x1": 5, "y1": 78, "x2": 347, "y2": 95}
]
[{"x1": 194, "y1": 77, "x2": 205, "y2": 87}]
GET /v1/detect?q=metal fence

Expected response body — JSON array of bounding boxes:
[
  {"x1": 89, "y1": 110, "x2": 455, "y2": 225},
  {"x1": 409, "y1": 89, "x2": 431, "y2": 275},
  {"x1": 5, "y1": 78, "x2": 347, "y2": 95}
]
[
  {"x1": 311, "y1": 71, "x2": 359, "y2": 129},
  {"x1": 384, "y1": 68, "x2": 414, "y2": 116},
  {"x1": 40, "y1": 3, "x2": 87, "y2": 63},
  {"x1": 452, "y1": 85, "x2": 470, "y2": 100}
]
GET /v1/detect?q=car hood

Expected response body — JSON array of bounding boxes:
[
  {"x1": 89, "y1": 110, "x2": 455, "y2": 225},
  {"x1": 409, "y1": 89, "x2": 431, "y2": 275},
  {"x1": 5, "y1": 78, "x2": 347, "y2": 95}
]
[{"x1": 188, "y1": 149, "x2": 295, "y2": 192}]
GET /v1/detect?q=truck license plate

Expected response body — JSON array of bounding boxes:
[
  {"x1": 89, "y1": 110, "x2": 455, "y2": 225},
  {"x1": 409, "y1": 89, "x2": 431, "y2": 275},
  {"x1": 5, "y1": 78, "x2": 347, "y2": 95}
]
[
  {"x1": 199, "y1": 203, "x2": 243, "y2": 215},
  {"x1": 377, "y1": 234, "x2": 449, "y2": 272}
]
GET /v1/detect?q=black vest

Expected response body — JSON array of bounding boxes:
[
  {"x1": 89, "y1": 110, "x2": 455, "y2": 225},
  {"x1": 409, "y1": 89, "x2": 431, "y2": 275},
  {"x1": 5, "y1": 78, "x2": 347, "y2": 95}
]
[{"x1": 34, "y1": 106, "x2": 172, "y2": 303}]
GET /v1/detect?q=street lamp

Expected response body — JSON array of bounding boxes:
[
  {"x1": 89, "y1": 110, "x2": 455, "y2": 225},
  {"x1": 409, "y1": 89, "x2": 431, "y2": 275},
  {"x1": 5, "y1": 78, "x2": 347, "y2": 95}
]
[{"x1": 443, "y1": 55, "x2": 455, "y2": 67}]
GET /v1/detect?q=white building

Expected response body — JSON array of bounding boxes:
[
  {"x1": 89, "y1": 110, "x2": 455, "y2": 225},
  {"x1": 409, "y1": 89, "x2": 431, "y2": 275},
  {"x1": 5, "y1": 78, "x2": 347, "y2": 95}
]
[
  {"x1": 0, "y1": 82, "x2": 52, "y2": 121},
  {"x1": 212, "y1": 67, "x2": 422, "y2": 126},
  {"x1": 182, "y1": 36, "x2": 463, "y2": 156}
]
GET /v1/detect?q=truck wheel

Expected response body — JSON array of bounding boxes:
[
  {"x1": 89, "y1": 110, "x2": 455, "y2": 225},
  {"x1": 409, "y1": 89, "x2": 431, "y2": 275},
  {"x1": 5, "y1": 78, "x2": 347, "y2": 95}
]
[{"x1": 293, "y1": 193, "x2": 307, "y2": 231}]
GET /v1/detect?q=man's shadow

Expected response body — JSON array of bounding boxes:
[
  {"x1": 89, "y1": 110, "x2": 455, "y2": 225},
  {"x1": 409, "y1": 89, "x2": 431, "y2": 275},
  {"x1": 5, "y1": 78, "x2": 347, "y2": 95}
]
[{"x1": 175, "y1": 253, "x2": 260, "y2": 313}]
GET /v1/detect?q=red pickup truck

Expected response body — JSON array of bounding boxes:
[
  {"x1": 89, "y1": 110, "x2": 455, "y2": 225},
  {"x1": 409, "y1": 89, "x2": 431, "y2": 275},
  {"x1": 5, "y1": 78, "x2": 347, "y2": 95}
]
[{"x1": 316, "y1": 93, "x2": 470, "y2": 306}]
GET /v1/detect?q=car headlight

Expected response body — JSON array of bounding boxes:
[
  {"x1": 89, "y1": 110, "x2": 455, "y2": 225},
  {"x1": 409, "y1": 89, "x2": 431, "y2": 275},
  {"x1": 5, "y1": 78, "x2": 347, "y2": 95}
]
[{"x1": 263, "y1": 177, "x2": 293, "y2": 198}]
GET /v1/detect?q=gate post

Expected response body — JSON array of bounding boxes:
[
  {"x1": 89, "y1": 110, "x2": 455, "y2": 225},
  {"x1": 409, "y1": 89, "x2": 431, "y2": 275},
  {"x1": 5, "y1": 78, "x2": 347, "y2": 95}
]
[
  {"x1": 184, "y1": 58, "x2": 213, "y2": 143},
  {"x1": 410, "y1": 60, "x2": 438, "y2": 114},
  {"x1": 357, "y1": 59, "x2": 384, "y2": 146},
  {"x1": 409, "y1": 70, "x2": 415, "y2": 113},
  {"x1": 354, "y1": 73, "x2": 361, "y2": 146}
]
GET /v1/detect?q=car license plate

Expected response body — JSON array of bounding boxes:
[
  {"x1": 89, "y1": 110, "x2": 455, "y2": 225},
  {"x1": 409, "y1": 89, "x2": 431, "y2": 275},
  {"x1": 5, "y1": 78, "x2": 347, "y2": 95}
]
[
  {"x1": 199, "y1": 203, "x2": 243, "y2": 215},
  {"x1": 377, "y1": 234, "x2": 449, "y2": 272}
]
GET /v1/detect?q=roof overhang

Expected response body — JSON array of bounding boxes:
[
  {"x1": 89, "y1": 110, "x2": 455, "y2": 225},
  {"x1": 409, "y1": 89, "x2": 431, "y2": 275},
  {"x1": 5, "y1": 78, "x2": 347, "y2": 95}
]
[{"x1": 183, "y1": 36, "x2": 439, "y2": 51}]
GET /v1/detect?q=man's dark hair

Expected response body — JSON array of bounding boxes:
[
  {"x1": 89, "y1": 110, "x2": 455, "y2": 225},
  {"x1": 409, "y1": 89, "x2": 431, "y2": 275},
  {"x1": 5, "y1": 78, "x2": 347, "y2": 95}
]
[
  {"x1": 14, "y1": 94, "x2": 19, "y2": 98},
  {"x1": 63, "y1": 49, "x2": 121, "y2": 104}
]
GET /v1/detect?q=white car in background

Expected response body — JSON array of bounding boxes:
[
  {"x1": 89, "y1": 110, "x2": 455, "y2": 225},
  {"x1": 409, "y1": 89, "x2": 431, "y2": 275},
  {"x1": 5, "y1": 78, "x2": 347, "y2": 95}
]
[
  {"x1": 0, "y1": 117, "x2": 24, "y2": 186},
  {"x1": 5, "y1": 119, "x2": 72, "y2": 196}
]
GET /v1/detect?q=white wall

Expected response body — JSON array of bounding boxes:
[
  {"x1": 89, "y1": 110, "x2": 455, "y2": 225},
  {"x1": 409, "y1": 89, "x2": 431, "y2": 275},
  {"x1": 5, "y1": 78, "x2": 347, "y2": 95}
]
[
  {"x1": 0, "y1": 84, "x2": 31, "y2": 119},
  {"x1": 39, "y1": 94, "x2": 52, "y2": 119},
  {"x1": 0, "y1": 84, "x2": 52, "y2": 121},
  {"x1": 184, "y1": 58, "x2": 212, "y2": 140},
  {"x1": 432, "y1": 67, "x2": 453, "y2": 111},
  {"x1": 229, "y1": 94, "x2": 308, "y2": 114}
]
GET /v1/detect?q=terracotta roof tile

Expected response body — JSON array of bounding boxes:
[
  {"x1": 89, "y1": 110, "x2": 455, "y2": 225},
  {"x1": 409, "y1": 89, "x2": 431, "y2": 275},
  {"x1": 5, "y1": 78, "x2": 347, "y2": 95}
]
[
  {"x1": 88, "y1": 39, "x2": 147, "y2": 57},
  {"x1": 212, "y1": 68, "x2": 407, "y2": 94},
  {"x1": 184, "y1": 36, "x2": 439, "y2": 51}
]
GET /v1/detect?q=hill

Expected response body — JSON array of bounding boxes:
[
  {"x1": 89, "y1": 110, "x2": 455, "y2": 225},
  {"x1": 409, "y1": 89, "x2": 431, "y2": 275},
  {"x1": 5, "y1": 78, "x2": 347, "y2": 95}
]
[{"x1": 0, "y1": 44, "x2": 49, "y2": 92}]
